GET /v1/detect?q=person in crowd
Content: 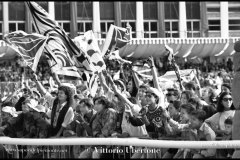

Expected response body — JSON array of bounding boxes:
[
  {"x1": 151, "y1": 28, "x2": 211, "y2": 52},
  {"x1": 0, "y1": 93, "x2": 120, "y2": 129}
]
[
  {"x1": 161, "y1": 100, "x2": 181, "y2": 159},
  {"x1": 32, "y1": 73, "x2": 74, "y2": 138},
  {"x1": 201, "y1": 86, "x2": 218, "y2": 107},
  {"x1": 205, "y1": 92, "x2": 235, "y2": 137},
  {"x1": 188, "y1": 97, "x2": 204, "y2": 110},
  {"x1": 180, "y1": 90, "x2": 194, "y2": 105},
  {"x1": 0, "y1": 98, "x2": 38, "y2": 138},
  {"x1": 78, "y1": 96, "x2": 117, "y2": 158},
  {"x1": 202, "y1": 105, "x2": 217, "y2": 119},
  {"x1": 166, "y1": 88, "x2": 180, "y2": 103},
  {"x1": 162, "y1": 103, "x2": 196, "y2": 158},
  {"x1": 216, "y1": 116, "x2": 234, "y2": 158},
  {"x1": 221, "y1": 83, "x2": 231, "y2": 93},
  {"x1": 188, "y1": 110, "x2": 216, "y2": 158}
]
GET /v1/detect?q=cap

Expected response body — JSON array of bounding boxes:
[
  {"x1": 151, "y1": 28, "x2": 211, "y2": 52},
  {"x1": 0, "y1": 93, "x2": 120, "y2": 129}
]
[{"x1": 2, "y1": 106, "x2": 18, "y2": 117}]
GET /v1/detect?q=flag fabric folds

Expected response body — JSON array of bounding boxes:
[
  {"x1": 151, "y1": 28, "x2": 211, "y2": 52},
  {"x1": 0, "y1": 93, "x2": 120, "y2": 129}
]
[
  {"x1": 73, "y1": 30, "x2": 106, "y2": 73},
  {"x1": 101, "y1": 24, "x2": 130, "y2": 57},
  {"x1": 4, "y1": 31, "x2": 47, "y2": 72},
  {"x1": 25, "y1": 1, "x2": 97, "y2": 77}
]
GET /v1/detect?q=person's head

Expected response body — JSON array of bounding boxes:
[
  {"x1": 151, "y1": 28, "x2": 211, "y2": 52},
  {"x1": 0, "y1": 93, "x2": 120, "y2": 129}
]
[
  {"x1": 22, "y1": 98, "x2": 37, "y2": 113},
  {"x1": 217, "y1": 92, "x2": 235, "y2": 112},
  {"x1": 57, "y1": 85, "x2": 74, "y2": 105},
  {"x1": 77, "y1": 98, "x2": 94, "y2": 115},
  {"x1": 221, "y1": 83, "x2": 231, "y2": 93},
  {"x1": 188, "y1": 97, "x2": 203, "y2": 110},
  {"x1": 43, "y1": 83, "x2": 51, "y2": 92},
  {"x1": 11, "y1": 95, "x2": 19, "y2": 105},
  {"x1": 180, "y1": 103, "x2": 196, "y2": 121},
  {"x1": 73, "y1": 94, "x2": 82, "y2": 107},
  {"x1": 168, "y1": 100, "x2": 181, "y2": 118},
  {"x1": 138, "y1": 84, "x2": 148, "y2": 100},
  {"x1": 93, "y1": 96, "x2": 112, "y2": 112},
  {"x1": 166, "y1": 88, "x2": 180, "y2": 102},
  {"x1": 114, "y1": 80, "x2": 126, "y2": 92},
  {"x1": 224, "y1": 116, "x2": 233, "y2": 135},
  {"x1": 201, "y1": 86, "x2": 217, "y2": 103},
  {"x1": 184, "y1": 82, "x2": 196, "y2": 95},
  {"x1": 189, "y1": 110, "x2": 207, "y2": 130},
  {"x1": 180, "y1": 90, "x2": 194, "y2": 105},
  {"x1": 126, "y1": 79, "x2": 133, "y2": 93},
  {"x1": 145, "y1": 87, "x2": 160, "y2": 106}
]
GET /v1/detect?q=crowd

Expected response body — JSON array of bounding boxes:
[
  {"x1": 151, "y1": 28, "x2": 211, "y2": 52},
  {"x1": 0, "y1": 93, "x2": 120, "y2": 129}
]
[{"x1": 0, "y1": 55, "x2": 236, "y2": 159}]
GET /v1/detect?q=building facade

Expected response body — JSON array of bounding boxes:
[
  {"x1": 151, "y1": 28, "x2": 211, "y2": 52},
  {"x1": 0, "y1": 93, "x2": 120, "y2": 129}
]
[{"x1": 0, "y1": 1, "x2": 240, "y2": 40}]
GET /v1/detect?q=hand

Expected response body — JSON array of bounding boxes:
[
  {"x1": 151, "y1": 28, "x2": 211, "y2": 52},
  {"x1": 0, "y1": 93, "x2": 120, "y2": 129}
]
[
  {"x1": 75, "y1": 113, "x2": 85, "y2": 123},
  {"x1": 162, "y1": 108, "x2": 170, "y2": 118}
]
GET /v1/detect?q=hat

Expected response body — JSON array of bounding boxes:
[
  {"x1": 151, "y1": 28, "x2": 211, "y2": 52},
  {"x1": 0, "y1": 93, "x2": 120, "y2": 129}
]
[
  {"x1": 2, "y1": 106, "x2": 18, "y2": 117},
  {"x1": 146, "y1": 87, "x2": 161, "y2": 99},
  {"x1": 61, "y1": 83, "x2": 77, "y2": 94},
  {"x1": 32, "y1": 105, "x2": 46, "y2": 113},
  {"x1": 25, "y1": 99, "x2": 38, "y2": 109}
]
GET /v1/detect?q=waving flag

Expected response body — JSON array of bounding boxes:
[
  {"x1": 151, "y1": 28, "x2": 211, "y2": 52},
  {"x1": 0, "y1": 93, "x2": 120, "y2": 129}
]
[
  {"x1": 25, "y1": 1, "x2": 96, "y2": 77},
  {"x1": 101, "y1": 24, "x2": 130, "y2": 57},
  {"x1": 4, "y1": 30, "x2": 47, "y2": 72},
  {"x1": 73, "y1": 30, "x2": 106, "y2": 73}
]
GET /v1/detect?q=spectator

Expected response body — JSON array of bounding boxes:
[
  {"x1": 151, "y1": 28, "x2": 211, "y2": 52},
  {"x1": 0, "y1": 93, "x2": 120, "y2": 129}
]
[{"x1": 205, "y1": 92, "x2": 235, "y2": 137}]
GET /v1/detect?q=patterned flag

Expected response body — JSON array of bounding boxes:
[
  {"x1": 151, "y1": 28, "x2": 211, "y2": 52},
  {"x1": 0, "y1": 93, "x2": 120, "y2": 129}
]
[
  {"x1": 73, "y1": 30, "x2": 106, "y2": 73},
  {"x1": 25, "y1": 1, "x2": 96, "y2": 77},
  {"x1": 4, "y1": 30, "x2": 47, "y2": 72},
  {"x1": 73, "y1": 30, "x2": 105, "y2": 97},
  {"x1": 101, "y1": 24, "x2": 130, "y2": 57}
]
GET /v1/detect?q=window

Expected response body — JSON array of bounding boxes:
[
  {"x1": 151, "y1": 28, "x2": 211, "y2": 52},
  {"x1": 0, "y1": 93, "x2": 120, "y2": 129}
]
[
  {"x1": 100, "y1": 2, "x2": 114, "y2": 20},
  {"x1": 208, "y1": 20, "x2": 220, "y2": 31},
  {"x1": 143, "y1": 2, "x2": 158, "y2": 38},
  {"x1": 55, "y1": 2, "x2": 70, "y2": 35},
  {"x1": 100, "y1": 21, "x2": 115, "y2": 38},
  {"x1": 187, "y1": 20, "x2": 200, "y2": 37},
  {"x1": 55, "y1": 2, "x2": 70, "y2": 20},
  {"x1": 77, "y1": 2, "x2": 93, "y2": 20},
  {"x1": 164, "y1": 2, "x2": 179, "y2": 38},
  {"x1": 229, "y1": 19, "x2": 240, "y2": 30},
  {"x1": 143, "y1": 2, "x2": 158, "y2": 20},
  {"x1": 8, "y1": 2, "x2": 25, "y2": 32},
  {"x1": 186, "y1": 2, "x2": 200, "y2": 19},
  {"x1": 207, "y1": 2, "x2": 220, "y2": 12},
  {"x1": 228, "y1": 2, "x2": 240, "y2": 12},
  {"x1": 121, "y1": 2, "x2": 136, "y2": 38},
  {"x1": 144, "y1": 21, "x2": 158, "y2": 38},
  {"x1": 121, "y1": 21, "x2": 136, "y2": 38},
  {"x1": 121, "y1": 2, "x2": 136, "y2": 20},
  {"x1": 77, "y1": 21, "x2": 92, "y2": 36},
  {"x1": 164, "y1": 2, "x2": 179, "y2": 19},
  {"x1": 77, "y1": 2, "x2": 93, "y2": 35},
  {"x1": 164, "y1": 20, "x2": 179, "y2": 38}
]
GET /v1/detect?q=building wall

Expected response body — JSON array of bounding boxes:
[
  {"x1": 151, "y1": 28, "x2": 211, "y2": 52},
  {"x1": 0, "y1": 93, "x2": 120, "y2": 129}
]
[{"x1": 0, "y1": 1, "x2": 240, "y2": 39}]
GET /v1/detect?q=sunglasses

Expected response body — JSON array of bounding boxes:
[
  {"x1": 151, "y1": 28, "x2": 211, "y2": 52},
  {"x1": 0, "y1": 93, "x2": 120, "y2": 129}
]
[
  {"x1": 166, "y1": 93, "x2": 175, "y2": 97},
  {"x1": 146, "y1": 94, "x2": 153, "y2": 98},
  {"x1": 222, "y1": 98, "x2": 232, "y2": 102},
  {"x1": 169, "y1": 100, "x2": 174, "y2": 104}
]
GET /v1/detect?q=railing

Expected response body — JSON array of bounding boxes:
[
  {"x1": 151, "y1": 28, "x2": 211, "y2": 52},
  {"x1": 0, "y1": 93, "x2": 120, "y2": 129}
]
[{"x1": 0, "y1": 137, "x2": 239, "y2": 159}]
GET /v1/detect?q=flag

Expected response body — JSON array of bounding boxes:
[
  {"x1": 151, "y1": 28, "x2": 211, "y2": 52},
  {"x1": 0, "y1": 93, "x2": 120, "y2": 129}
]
[
  {"x1": 73, "y1": 30, "x2": 106, "y2": 73},
  {"x1": 25, "y1": 1, "x2": 96, "y2": 76},
  {"x1": 4, "y1": 30, "x2": 47, "y2": 72},
  {"x1": 101, "y1": 24, "x2": 130, "y2": 57},
  {"x1": 81, "y1": 72, "x2": 99, "y2": 97}
]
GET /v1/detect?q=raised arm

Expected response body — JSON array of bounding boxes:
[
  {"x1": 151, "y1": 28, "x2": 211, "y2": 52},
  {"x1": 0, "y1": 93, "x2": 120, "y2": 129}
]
[
  {"x1": 31, "y1": 73, "x2": 47, "y2": 96},
  {"x1": 98, "y1": 71, "x2": 110, "y2": 93}
]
